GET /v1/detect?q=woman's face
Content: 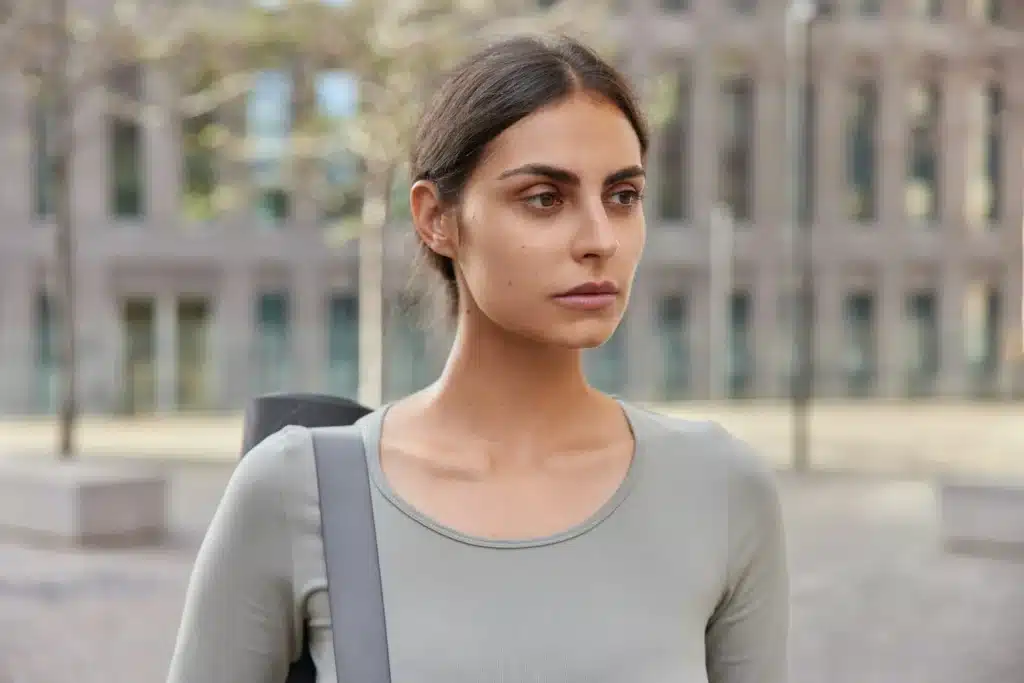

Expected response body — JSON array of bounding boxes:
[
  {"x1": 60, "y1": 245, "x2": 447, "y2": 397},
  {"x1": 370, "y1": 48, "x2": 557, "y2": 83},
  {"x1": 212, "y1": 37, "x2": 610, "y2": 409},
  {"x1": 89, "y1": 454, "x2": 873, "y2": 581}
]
[{"x1": 419, "y1": 91, "x2": 646, "y2": 349}]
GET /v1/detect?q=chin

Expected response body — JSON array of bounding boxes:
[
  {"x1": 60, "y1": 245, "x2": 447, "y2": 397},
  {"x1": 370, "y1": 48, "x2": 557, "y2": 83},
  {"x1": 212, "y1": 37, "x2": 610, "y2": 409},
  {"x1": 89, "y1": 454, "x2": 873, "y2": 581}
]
[{"x1": 545, "y1": 318, "x2": 622, "y2": 350}]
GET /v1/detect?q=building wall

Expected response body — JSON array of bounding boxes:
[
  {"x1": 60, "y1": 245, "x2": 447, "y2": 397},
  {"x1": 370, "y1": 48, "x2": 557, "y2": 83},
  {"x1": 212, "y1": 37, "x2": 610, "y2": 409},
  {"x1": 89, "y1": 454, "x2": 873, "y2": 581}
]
[{"x1": 0, "y1": 0, "x2": 1022, "y2": 414}]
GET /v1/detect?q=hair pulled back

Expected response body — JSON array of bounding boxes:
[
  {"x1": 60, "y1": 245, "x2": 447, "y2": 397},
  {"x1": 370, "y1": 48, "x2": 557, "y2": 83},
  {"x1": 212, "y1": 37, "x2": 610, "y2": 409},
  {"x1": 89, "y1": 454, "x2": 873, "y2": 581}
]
[{"x1": 410, "y1": 34, "x2": 649, "y2": 319}]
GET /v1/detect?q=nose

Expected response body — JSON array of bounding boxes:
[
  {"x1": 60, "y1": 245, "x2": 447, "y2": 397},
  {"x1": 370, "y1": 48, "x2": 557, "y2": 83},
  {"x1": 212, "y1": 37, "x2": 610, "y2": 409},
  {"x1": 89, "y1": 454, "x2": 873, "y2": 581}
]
[{"x1": 570, "y1": 197, "x2": 618, "y2": 262}]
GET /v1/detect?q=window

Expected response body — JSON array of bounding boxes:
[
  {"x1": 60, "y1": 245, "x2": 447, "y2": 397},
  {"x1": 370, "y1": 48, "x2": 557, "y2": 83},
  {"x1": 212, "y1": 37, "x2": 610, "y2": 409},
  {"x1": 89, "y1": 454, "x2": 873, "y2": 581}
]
[
  {"x1": 33, "y1": 95, "x2": 56, "y2": 218},
  {"x1": 910, "y1": 0, "x2": 943, "y2": 17},
  {"x1": 658, "y1": 295, "x2": 690, "y2": 399},
  {"x1": 327, "y1": 294, "x2": 359, "y2": 398},
  {"x1": 843, "y1": 292, "x2": 876, "y2": 395},
  {"x1": 316, "y1": 70, "x2": 362, "y2": 224},
  {"x1": 256, "y1": 291, "x2": 291, "y2": 393},
  {"x1": 906, "y1": 291, "x2": 939, "y2": 394},
  {"x1": 720, "y1": 76, "x2": 754, "y2": 222},
  {"x1": 906, "y1": 83, "x2": 941, "y2": 224},
  {"x1": 658, "y1": 70, "x2": 691, "y2": 222},
  {"x1": 182, "y1": 70, "x2": 219, "y2": 221},
  {"x1": 384, "y1": 302, "x2": 434, "y2": 400},
  {"x1": 984, "y1": 85, "x2": 1003, "y2": 224},
  {"x1": 846, "y1": 81, "x2": 878, "y2": 222},
  {"x1": 660, "y1": 0, "x2": 689, "y2": 10},
  {"x1": 248, "y1": 70, "x2": 293, "y2": 225},
  {"x1": 731, "y1": 0, "x2": 756, "y2": 14},
  {"x1": 858, "y1": 0, "x2": 882, "y2": 15},
  {"x1": 965, "y1": 284, "x2": 1000, "y2": 387},
  {"x1": 35, "y1": 292, "x2": 57, "y2": 413},
  {"x1": 109, "y1": 65, "x2": 144, "y2": 218},
  {"x1": 728, "y1": 291, "x2": 753, "y2": 397}
]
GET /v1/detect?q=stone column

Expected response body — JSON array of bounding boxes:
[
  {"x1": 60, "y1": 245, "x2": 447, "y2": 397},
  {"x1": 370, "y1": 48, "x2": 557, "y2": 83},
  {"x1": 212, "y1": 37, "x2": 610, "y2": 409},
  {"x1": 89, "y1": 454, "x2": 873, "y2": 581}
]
[
  {"x1": 938, "y1": 267, "x2": 967, "y2": 396},
  {"x1": 0, "y1": 71, "x2": 31, "y2": 227},
  {"x1": 754, "y1": 65, "x2": 787, "y2": 230},
  {"x1": 877, "y1": 267, "x2": 906, "y2": 397},
  {"x1": 213, "y1": 268, "x2": 254, "y2": 409},
  {"x1": 144, "y1": 65, "x2": 182, "y2": 230},
  {"x1": 878, "y1": 54, "x2": 908, "y2": 233},
  {"x1": 813, "y1": 266, "x2": 845, "y2": 397},
  {"x1": 816, "y1": 57, "x2": 846, "y2": 230},
  {"x1": 999, "y1": 56, "x2": 1024, "y2": 397},
  {"x1": 690, "y1": 274, "x2": 712, "y2": 398},
  {"x1": 76, "y1": 266, "x2": 120, "y2": 413},
  {"x1": 155, "y1": 293, "x2": 178, "y2": 413},
  {"x1": 941, "y1": 67, "x2": 970, "y2": 238},
  {"x1": 690, "y1": 47, "x2": 719, "y2": 233},
  {"x1": 0, "y1": 262, "x2": 35, "y2": 414},
  {"x1": 70, "y1": 73, "x2": 107, "y2": 230}
]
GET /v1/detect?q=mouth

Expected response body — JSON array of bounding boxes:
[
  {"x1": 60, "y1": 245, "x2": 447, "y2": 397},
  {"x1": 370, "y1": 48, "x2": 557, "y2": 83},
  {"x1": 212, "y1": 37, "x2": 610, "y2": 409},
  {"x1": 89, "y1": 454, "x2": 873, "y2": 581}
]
[{"x1": 552, "y1": 281, "x2": 619, "y2": 311}]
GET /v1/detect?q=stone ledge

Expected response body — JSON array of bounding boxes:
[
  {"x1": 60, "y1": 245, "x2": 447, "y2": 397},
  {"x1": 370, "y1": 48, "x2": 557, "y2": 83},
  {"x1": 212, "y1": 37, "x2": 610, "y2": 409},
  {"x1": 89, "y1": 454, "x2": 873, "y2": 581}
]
[
  {"x1": 0, "y1": 458, "x2": 168, "y2": 548},
  {"x1": 938, "y1": 480, "x2": 1024, "y2": 561}
]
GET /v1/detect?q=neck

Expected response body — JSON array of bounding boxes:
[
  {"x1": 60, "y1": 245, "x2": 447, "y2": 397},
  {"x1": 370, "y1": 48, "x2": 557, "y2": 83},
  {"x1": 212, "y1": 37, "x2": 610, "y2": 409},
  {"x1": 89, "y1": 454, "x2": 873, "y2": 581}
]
[{"x1": 426, "y1": 309, "x2": 597, "y2": 435}]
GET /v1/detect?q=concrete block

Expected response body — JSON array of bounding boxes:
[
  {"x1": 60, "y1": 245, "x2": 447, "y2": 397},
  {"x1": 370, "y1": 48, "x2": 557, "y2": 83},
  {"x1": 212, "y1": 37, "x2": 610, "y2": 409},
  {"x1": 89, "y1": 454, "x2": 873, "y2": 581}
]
[
  {"x1": 0, "y1": 458, "x2": 168, "y2": 547},
  {"x1": 939, "y1": 480, "x2": 1024, "y2": 560}
]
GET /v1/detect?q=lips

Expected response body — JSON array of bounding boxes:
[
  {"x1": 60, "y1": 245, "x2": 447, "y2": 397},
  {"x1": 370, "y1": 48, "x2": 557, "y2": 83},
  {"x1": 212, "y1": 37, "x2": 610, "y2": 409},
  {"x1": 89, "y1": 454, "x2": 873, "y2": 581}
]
[
  {"x1": 556, "y1": 281, "x2": 619, "y2": 297},
  {"x1": 553, "y1": 281, "x2": 619, "y2": 311}
]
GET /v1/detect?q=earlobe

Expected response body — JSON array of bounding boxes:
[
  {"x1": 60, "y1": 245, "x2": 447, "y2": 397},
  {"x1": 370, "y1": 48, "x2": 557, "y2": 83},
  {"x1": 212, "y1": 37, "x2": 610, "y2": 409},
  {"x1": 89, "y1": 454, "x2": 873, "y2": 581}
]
[{"x1": 410, "y1": 180, "x2": 457, "y2": 259}]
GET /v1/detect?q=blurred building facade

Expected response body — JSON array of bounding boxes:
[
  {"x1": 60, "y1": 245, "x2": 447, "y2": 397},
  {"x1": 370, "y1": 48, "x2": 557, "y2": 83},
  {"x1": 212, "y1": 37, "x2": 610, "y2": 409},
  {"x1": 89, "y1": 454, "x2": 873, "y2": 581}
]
[{"x1": 0, "y1": 0, "x2": 1023, "y2": 414}]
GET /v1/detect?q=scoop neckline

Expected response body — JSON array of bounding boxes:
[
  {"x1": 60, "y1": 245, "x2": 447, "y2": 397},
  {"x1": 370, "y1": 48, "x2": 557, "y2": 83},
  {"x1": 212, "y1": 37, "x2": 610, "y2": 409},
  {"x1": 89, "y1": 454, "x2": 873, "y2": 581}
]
[{"x1": 358, "y1": 400, "x2": 643, "y2": 550}]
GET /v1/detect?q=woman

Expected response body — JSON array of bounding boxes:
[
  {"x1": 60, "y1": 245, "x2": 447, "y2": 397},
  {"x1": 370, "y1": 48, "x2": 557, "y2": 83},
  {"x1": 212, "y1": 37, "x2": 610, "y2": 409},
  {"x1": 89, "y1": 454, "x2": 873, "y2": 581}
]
[{"x1": 167, "y1": 34, "x2": 788, "y2": 683}]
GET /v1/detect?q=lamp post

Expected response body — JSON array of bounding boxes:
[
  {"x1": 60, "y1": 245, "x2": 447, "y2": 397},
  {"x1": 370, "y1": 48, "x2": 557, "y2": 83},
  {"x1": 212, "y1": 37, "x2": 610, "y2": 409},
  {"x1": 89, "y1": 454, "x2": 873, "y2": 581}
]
[{"x1": 785, "y1": 0, "x2": 817, "y2": 472}]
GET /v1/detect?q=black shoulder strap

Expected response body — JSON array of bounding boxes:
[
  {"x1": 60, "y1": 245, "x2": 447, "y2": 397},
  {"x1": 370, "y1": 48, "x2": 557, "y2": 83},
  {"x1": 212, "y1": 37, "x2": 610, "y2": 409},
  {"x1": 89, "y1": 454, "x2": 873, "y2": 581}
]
[{"x1": 311, "y1": 427, "x2": 392, "y2": 683}]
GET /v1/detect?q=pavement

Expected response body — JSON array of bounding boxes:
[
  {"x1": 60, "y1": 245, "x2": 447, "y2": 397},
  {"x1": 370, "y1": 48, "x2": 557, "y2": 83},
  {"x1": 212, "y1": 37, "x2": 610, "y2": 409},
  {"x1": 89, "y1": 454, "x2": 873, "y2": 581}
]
[
  {"x1": 1, "y1": 402, "x2": 1023, "y2": 682},
  {"x1": 2, "y1": 400, "x2": 1024, "y2": 477}
]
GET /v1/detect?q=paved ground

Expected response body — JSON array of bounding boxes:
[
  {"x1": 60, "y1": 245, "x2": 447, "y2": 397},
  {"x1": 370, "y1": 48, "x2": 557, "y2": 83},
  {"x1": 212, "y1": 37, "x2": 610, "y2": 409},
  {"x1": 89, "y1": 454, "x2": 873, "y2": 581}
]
[
  {"x1": 3, "y1": 401, "x2": 1023, "y2": 477},
  {"x1": 1, "y1": 463, "x2": 1023, "y2": 683}
]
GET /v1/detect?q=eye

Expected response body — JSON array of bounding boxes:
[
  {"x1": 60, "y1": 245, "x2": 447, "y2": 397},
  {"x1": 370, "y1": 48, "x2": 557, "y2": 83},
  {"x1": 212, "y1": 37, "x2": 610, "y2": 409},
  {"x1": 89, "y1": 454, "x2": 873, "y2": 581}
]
[
  {"x1": 524, "y1": 192, "x2": 562, "y2": 210},
  {"x1": 608, "y1": 189, "x2": 642, "y2": 206}
]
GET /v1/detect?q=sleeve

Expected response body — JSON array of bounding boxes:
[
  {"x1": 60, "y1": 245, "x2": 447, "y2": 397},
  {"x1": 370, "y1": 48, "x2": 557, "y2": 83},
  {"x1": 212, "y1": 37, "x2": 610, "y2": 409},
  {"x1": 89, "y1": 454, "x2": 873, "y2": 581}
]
[
  {"x1": 705, "y1": 438, "x2": 790, "y2": 683},
  {"x1": 165, "y1": 427, "x2": 302, "y2": 683}
]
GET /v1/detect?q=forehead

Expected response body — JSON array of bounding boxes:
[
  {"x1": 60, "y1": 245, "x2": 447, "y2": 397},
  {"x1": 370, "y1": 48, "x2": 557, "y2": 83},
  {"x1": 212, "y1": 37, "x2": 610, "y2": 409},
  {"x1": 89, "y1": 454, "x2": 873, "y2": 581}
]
[{"x1": 477, "y1": 91, "x2": 644, "y2": 179}]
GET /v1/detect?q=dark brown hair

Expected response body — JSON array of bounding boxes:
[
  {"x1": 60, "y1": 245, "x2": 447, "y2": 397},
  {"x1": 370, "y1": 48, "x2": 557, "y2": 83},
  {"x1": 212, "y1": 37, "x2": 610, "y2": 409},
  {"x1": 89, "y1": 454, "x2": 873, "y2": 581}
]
[{"x1": 409, "y1": 34, "x2": 650, "y2": 318}]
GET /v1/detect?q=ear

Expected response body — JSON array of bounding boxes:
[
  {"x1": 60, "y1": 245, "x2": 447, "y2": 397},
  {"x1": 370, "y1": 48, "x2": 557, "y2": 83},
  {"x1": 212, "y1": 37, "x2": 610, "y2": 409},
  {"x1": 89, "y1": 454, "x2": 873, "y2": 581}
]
[{"x1": 410, "y1": 180, "x2": 458, "y2": 260}]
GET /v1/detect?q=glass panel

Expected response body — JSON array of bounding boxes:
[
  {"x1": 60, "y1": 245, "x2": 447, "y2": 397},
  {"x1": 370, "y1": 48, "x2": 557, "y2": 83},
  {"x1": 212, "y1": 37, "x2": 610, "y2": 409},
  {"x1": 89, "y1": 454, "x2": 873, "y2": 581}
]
[
  {"x1": 584, "y1": 323, "x2": 627, "y2": 395},
  {"x1": 843, "y1": 291, "x2": 876, "y2": 396},
  {"x1": 847, "y1": 81, "x2": 878, "y2": 222},
  {"x1": 906, "y1": 291, "x2": 939, "y2": 395},
  {"x1": 906, "y1": 83, "x2": 941, "y2": 224},
  {"x1": 122, "y1": 298, "x2": 156, "y2": 414},
  {"x1": 177, "y1": 298, "x2": 211, "y2": 410},
  {"x1": 657, "y1": 295, "x2": 690, "y2": 399},
  {"x1": 248, "y1": 70, "x2": 293, "y2": 225},
  {"x1": 658, "y1": 70, "x2": 690, "y2": 222},
  {"x1": 255, "y1": 291, "x2": 291, "y2": 393},
  {"x1": 728, "y1": 291, "x2": 752, "y2": 397},
  {"x1": 327, "y1": 294, "x2": 359, "y2": 398},
  {"x1": 316, "y1": 70, "x2": 362, "y2": 223},
  {"x1": 35, "y1": 293, "x2": 58, "y2": 413},
  {"x1": 720, "y1": 77, "x2": 754, "y2": 222}
]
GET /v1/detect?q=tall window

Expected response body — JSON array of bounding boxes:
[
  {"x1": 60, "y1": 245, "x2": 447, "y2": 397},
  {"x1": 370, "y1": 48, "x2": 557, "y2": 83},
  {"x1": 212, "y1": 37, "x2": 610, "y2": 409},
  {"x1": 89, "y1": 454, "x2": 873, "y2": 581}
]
[
  {"x1": 182, "y1": 70, "x2": 218, "y2": 221},
  {"x1": 983, "y1": 85, "x2": 1003, "y2": 224},
  {"x1": 658, "y1": 70, "x2": 691, "y2": 222},
  {"x1": 33, "y1": 95, "x2": 56, "y2": 218},
  {"x1": 660, "y1": 0, "x2": 689, "y2": 10},
  {"x1": 316, "y1": 70, "x2": 362, "y2": 224},
  {"x1": 34, "y1": 292, "x2": 57, "y2": 413},
  {"x1": 109, "y1": 65, "x2": 144, "y2": 218},
  {"x1": 730, "y1": 0, "x2": 756, "y2": 14},
  {"x1": 728, "y1": 291, "x2": 753, "y2": 397},
  {"x1": 858, "y1": 0, "x2": 882, "y2": 15},
  {"x1": 846, "y1": 81, "x2": 878, "y2": 222},
  {"x1": 248, "y1": 70, "x2": 293, "y2": 225},
  {"x1": 843, "y1": 291, "x2": 876, "y2": 395},
  {"x1": 906, "y1": 291, "x2": 939, "y2": 394},
  {"x1": 256, "y1": 291, "x2": 291, "y2": 393},
  {"x1": 965, "y1": 284, "x2": 1000, "y2": 387},
  {"x1": 720, "y1": 76, "x2": 754, "y2": 222},
  {"x1": 327, "y1": 294, "x2": 359, "y2": 398},
  {"x1": 906, "y1": 82, "x2": 941, "y2": 224},
  {"x1": 658, "y1": 295, "x2": 690, "y2": 399},
  {"x1": 585, "y1": 322, "x2": 627, "y2": 395}
]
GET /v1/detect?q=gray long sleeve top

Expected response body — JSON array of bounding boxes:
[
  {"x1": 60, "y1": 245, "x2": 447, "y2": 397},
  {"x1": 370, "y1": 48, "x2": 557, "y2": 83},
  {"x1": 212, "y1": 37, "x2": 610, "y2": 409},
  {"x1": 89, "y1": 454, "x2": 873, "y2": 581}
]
[{"x1": 166, "y1": 402, "x2": 789, "y2": 683}]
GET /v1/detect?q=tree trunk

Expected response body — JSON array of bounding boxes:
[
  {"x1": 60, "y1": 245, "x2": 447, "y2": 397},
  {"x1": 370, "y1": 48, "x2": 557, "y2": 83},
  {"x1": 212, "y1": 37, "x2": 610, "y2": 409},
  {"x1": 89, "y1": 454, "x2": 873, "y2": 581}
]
[
  {"x1": 51, "y1": 0, "x2": 77, "y2": 458},
  {"x1": 356, "y1": 164, "x2": 392, "y2": 408}
]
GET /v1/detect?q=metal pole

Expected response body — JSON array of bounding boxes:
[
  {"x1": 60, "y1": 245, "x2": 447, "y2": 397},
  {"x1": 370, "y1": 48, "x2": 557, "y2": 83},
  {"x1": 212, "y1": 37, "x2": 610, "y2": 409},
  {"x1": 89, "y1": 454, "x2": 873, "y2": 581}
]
[{"x1": 785, "y1": 0, "x2": 815, "y2": 472}]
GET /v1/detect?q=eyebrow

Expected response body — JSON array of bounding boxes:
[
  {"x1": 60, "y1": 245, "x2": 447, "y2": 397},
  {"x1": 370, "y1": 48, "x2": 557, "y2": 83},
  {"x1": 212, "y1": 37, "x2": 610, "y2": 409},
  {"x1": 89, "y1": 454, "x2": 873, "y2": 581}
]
[{"x1": 497, "y1": 163, "x2": 645, "y2": 186}]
